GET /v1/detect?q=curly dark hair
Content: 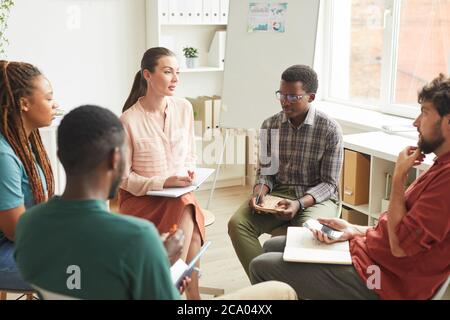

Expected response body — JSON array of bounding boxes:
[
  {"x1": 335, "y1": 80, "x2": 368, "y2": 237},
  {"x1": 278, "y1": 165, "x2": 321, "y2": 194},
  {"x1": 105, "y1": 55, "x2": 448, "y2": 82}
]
[
  {"x1": 418, "y1": 73, "x2": 450, "y2": 117},
  {"x1": 281, "y1": 65, "x2": 318, "y2": 93}
]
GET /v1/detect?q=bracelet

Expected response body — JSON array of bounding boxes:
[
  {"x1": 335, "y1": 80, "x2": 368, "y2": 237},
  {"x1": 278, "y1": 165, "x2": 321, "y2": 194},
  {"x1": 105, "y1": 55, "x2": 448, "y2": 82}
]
[{"x1": 297, "y1": 198, "x2": 305, "y2": 212}]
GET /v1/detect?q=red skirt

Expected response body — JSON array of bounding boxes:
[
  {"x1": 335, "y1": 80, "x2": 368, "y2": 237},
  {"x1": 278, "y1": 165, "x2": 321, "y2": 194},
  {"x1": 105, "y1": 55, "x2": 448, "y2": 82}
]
[{"x1": 118, "y1": 188, "x2": 205, "y2": 242}]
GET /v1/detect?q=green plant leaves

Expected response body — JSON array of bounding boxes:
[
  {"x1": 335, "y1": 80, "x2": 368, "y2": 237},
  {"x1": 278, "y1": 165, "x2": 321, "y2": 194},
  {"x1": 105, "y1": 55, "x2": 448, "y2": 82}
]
[{"x1": 183, "y1": 46, "x2": 199, "y2": 58}]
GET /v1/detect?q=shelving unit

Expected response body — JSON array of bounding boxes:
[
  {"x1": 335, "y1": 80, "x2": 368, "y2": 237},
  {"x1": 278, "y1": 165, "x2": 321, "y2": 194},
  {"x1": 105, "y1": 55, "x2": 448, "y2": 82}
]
[
  {"x1": 145, "y1": 0, "x2": 245, "y2": 190},
  {"x1": 343, "y1": 131, "x2": 433, "y2": 226}
]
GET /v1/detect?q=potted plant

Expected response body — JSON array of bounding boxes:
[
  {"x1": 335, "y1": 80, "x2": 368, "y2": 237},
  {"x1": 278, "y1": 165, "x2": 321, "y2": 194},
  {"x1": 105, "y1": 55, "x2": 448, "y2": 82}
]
[
  {"x1": 0, "y1": 0, "x2": 15, "y2": 58},
  {"x1": 183, "y1": 46, "x2": 199, "y2": 69}
]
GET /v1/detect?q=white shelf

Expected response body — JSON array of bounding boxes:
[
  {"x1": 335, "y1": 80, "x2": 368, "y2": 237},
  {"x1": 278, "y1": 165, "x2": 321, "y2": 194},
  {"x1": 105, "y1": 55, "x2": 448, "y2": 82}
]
[
  {"x1": 342, "y1": 203, "x2": 370, "y2": 216},
  {"x1": 180, "y1": 67, "x2": 224, "y2": 73}
]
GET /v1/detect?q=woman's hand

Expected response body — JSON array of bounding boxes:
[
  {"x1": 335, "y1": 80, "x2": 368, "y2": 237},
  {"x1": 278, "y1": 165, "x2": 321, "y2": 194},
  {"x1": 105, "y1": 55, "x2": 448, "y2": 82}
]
[{"x1": 164, "y1": 175, "x2": 193, "y2": 188}]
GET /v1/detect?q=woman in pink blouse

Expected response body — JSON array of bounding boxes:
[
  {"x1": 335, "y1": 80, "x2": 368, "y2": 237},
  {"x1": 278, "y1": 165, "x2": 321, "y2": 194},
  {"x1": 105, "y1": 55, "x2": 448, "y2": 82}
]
[{"x1": 118, "y1": 47, "x2": 204, "y2": 300}]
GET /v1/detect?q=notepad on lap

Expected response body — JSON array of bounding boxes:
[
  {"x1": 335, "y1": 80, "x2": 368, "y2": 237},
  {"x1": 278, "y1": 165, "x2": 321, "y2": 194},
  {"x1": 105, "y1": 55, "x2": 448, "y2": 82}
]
[
  {"x1": 147, "y1": 168, "x2": 215, "y2": 198},
  {"x1": 254, "y1": 195, "x2": 285, "y2": 214},
  {"x1": 283, "y1": 226, "x2": 352, "y2": 265}
]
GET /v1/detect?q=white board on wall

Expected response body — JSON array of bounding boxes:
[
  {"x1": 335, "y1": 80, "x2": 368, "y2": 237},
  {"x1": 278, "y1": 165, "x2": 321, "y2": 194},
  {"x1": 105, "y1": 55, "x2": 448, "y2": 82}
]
[{"x1": 220, "y1": 0, "x2": 321, "y2": 129}]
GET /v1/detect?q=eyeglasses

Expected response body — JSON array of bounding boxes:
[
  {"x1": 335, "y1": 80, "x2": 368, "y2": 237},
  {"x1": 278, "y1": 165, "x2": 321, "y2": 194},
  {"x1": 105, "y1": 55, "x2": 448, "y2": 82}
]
[{"x1": 275, "y1": 91, "x2": 308, "y2": 103}]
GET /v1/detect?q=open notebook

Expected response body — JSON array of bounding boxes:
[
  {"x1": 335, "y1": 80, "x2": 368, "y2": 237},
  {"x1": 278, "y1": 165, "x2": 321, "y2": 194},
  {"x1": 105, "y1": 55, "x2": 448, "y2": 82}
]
[
  {"x1": 170, "y1": 241, "x2": 211, "y2": 288},
  {"x1": 283, "y1": 226, "x2": 352, "y2": 265},
  {"x1": 147, "y1": 168, "x2": 215, "y2": 198}
]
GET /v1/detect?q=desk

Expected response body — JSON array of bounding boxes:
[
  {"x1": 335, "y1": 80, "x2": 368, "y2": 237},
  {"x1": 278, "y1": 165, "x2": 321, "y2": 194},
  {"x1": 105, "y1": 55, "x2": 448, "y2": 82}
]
[{"x1": 343, "y1": 132, "x2": 433, "y2": 225}]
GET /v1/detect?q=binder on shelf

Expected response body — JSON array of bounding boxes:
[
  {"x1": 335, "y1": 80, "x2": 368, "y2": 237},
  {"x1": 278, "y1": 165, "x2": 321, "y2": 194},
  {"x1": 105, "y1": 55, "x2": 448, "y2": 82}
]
[
  {"x1": 203, "y1": 0, "x2": 213, "y2": 24},
  {"x1": 158, "y1": 0, "x2": 169, "y2": 24},
  {"x1": 167, "y1": 0, "x2": 188, "y2": 24},
  {"x1": 219, "y1": 0, "x2": 229, "y2": 24},
  {"x1": 187, "y1": 0, "x2": 203, "y2": 24},
  {"x1": 187, "y1": 96, "x2": 213, "y2": 140},
  {"x1": 212, "y1": 95, "x2": 222, "y2": 136},
  {"x1": 211, "y1": 0, "x2": 221, "y2": 24},
  {"x1": 208, "y1": 30, "x2": 226, "y2": 68}
]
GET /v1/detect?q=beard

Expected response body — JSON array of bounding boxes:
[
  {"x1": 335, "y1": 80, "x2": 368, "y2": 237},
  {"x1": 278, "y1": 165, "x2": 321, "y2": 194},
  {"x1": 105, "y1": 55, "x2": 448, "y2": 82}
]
[{"x1": 418, "y1": 123, "x2": 445, "y2": 154}]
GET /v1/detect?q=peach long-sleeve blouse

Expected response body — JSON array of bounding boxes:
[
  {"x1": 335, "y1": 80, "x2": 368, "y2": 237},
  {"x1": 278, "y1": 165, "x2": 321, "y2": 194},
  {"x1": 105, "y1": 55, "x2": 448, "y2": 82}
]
[{"x1": 120, "y1": 97, "x2": 196, "y2": 196}]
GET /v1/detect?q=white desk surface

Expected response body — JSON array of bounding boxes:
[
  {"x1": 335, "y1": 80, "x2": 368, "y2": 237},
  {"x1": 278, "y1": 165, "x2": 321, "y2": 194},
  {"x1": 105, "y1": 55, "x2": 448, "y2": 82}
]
[{"x1": 343, "y1": 131, "x2": 434, "y2": 170}]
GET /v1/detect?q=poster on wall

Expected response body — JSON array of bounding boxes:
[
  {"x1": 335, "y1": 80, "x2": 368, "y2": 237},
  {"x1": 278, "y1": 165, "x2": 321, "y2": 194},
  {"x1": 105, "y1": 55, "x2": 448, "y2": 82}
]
[{"x1": 247, "y1": 2, "x2": 287, "y2": 33}]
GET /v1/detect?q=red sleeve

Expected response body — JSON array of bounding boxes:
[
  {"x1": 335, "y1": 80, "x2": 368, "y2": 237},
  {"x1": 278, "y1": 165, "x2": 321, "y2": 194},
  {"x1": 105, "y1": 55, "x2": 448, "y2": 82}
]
[{"x1": 395, "y1": 170, "x2": 450, "y2": 256}]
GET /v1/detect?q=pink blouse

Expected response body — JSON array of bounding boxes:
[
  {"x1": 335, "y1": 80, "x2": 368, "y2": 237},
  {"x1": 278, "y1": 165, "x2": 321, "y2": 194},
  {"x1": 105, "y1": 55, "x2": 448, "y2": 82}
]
[{"x1": 120, "y1": 97, "x2": 196, "y2": 196}]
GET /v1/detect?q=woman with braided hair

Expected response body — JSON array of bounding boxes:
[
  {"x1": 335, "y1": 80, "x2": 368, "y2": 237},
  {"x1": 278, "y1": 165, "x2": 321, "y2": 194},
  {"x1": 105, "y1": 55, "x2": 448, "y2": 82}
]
[{"x1": 0, "y1": 60, "x2": 57, "y2": 291}]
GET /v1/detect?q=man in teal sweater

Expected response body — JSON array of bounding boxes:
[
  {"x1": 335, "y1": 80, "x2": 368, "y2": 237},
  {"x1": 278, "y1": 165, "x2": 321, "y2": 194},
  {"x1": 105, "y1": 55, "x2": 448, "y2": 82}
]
[{"x1": 14, "y1": 105, "x2": 182, "y2": 299}]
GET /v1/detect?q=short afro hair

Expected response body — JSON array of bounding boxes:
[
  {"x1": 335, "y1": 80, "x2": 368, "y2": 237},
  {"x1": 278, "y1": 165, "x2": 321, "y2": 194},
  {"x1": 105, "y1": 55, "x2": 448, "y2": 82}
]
[
  {"x1": 281, "y1": 65, "x2": 318, "y2": 93},
  {"x1": 57, "y1": 105, "x2": 124, "y2": 174}
]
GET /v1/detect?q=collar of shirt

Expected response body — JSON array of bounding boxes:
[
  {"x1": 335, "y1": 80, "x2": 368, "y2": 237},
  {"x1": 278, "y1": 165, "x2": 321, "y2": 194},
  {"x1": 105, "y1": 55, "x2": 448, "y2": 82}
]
[
  {"x1": 281, "y1": 104, "x2": 316, "y2": 128},
  {"x1": 434, "y1": 150, "x2": 450, "y2": 165},
  {"x1": 136, "y1": 96, "x2": 171, "y2": 116}
]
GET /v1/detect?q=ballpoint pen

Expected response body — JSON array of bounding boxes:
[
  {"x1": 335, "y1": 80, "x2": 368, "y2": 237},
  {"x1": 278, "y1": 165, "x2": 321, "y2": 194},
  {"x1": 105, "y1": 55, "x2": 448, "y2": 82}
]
[{"x1": 255, "y1": 183, "x2": 263, "y2": 205}]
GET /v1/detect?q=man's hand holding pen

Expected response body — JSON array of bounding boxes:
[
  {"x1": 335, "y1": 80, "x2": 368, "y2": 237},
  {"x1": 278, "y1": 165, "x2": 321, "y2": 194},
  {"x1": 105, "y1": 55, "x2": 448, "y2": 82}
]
[
  {"x1": 161, "y1": 225, "x2": 185, "y2": 266},
  {"x1": 249, "y1": 184, "x2": 269, "y2": 210}
]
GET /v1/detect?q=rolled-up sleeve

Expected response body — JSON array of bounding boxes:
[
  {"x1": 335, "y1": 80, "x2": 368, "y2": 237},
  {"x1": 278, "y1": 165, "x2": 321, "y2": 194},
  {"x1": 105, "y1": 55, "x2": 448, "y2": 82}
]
[{"x1": 395, "y1": 170, "x2": 450, "y2": 256}]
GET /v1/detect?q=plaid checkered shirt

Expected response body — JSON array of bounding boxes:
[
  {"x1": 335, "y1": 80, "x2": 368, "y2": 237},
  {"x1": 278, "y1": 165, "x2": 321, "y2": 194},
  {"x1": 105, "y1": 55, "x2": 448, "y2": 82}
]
[{"x1": 256, "y1": 105, "x2": 343, "y2": 203}]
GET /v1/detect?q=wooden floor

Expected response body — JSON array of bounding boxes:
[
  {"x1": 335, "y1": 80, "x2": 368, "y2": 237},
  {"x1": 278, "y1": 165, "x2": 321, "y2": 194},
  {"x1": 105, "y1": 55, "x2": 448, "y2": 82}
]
[{"x1": 194, "y1": 185, "x2": 255, "y2": 298}]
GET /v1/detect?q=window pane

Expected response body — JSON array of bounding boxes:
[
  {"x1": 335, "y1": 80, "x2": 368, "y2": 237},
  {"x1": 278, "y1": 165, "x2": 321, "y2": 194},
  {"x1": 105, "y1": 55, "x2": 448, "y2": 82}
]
[
  {"x1": 330, "y1": 0, "x2": 386, "y2": 102},
  {"x1": 395, "y1": 0, "x2": 450, "y2": 105}
]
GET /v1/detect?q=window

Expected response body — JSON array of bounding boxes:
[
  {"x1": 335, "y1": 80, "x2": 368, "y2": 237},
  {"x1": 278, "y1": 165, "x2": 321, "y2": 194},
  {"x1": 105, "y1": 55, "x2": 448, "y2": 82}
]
[{"x1": 324, "y1": 0, "x2": 450, "y2": 118}]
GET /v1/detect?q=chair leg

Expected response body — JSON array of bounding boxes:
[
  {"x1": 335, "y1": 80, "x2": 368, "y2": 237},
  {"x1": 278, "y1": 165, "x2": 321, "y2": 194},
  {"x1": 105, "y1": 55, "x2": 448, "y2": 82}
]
[{"x1": 0, "y1": 291, "x2": 7, "y2": 300}]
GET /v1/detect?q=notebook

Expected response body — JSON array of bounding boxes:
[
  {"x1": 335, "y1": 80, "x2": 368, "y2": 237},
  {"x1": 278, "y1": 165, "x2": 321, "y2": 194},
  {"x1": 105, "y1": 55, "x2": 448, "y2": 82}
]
[
  {"x1": 170, "y1": 241, "x2": 212, "y2": 288},
  {"x1": 254, "y1": 195, "x2": 286, "y2": 214},
  {"x1": 147, "y1": 168, "x2": 215, "y2": 198},
  {"x1": 283, "y1": 226, "x2": 352, "y2": 265}
]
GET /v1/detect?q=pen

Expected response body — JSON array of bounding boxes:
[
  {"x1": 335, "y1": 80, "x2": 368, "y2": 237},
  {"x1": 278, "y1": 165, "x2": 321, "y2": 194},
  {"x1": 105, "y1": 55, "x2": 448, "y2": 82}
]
[
  {"x1": 255, "y1": 183, "x2": 263, "y2": 205},
  {"x1": 169, "y1": 224, "x2": 178, "y2": 235}
]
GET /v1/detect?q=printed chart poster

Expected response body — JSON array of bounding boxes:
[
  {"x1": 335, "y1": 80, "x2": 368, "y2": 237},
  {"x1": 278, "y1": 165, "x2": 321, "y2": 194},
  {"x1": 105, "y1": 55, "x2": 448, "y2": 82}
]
[{"x1": 248, "y1": 2, "x2": 287, "y2": 33}]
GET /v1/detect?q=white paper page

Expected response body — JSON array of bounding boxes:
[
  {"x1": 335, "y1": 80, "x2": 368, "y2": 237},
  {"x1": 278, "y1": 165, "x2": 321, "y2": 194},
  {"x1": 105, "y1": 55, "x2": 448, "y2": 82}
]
[
  {"x1": 285, "y1": 227, "x2": 349, "y2": 252},
  {"x1": 170, "y1": 259, "x2": 188, "y2": 285}
]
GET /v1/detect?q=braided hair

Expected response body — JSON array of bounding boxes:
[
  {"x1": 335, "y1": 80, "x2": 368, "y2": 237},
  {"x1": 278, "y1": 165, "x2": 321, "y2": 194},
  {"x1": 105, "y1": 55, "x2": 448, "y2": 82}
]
[{"x1": 0, "y1": 60, "x2": 54, "y2": 204}]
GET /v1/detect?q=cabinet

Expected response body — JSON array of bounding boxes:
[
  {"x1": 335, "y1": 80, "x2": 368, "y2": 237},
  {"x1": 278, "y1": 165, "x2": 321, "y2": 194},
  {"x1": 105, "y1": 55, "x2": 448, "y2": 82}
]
[
  {"x1": 342, "y1": 132, "x2": 433, "y2": 226},
  {"x1": 146, "y1": 0, "x2": 245, "y2": 189}
]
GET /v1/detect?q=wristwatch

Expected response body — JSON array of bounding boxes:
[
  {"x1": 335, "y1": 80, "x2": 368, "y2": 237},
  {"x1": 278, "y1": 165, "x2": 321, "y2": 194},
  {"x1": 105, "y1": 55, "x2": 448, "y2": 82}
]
[{"x1": 297, "y1": 198, "x2": 305, "y2": 213}]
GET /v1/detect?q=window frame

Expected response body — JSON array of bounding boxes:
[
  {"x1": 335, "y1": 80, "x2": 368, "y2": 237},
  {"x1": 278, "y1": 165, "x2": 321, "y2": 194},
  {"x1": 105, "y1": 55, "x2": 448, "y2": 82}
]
[{"x1": 319, "y1": 0, "x2": 433, "y2": 120}]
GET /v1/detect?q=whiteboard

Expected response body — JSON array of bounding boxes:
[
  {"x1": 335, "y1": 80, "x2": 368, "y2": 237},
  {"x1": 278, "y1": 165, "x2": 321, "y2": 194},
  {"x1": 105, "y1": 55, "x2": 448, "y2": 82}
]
[{"x1": 220, "y1": 0, "x2": 321, "y2": 129}]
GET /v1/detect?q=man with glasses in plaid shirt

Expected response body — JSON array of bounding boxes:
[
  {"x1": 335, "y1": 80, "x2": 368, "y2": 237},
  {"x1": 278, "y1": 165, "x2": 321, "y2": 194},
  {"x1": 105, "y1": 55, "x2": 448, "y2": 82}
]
[{"x1": 228, "y1": 65, "x2": 344, "y2": 277}]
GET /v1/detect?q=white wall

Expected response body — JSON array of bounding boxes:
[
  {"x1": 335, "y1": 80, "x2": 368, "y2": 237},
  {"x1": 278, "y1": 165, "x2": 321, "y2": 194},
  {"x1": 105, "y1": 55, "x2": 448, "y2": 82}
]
[{"x1": 7, "y1": 0, "x2": 147, "y2": 116}]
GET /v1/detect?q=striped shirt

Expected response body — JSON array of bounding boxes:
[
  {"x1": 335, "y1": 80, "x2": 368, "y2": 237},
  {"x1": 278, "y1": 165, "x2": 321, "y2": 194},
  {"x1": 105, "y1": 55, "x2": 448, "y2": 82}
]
[{"x1": 256, "y1": 105, "x2": 343, "y2": 203}]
